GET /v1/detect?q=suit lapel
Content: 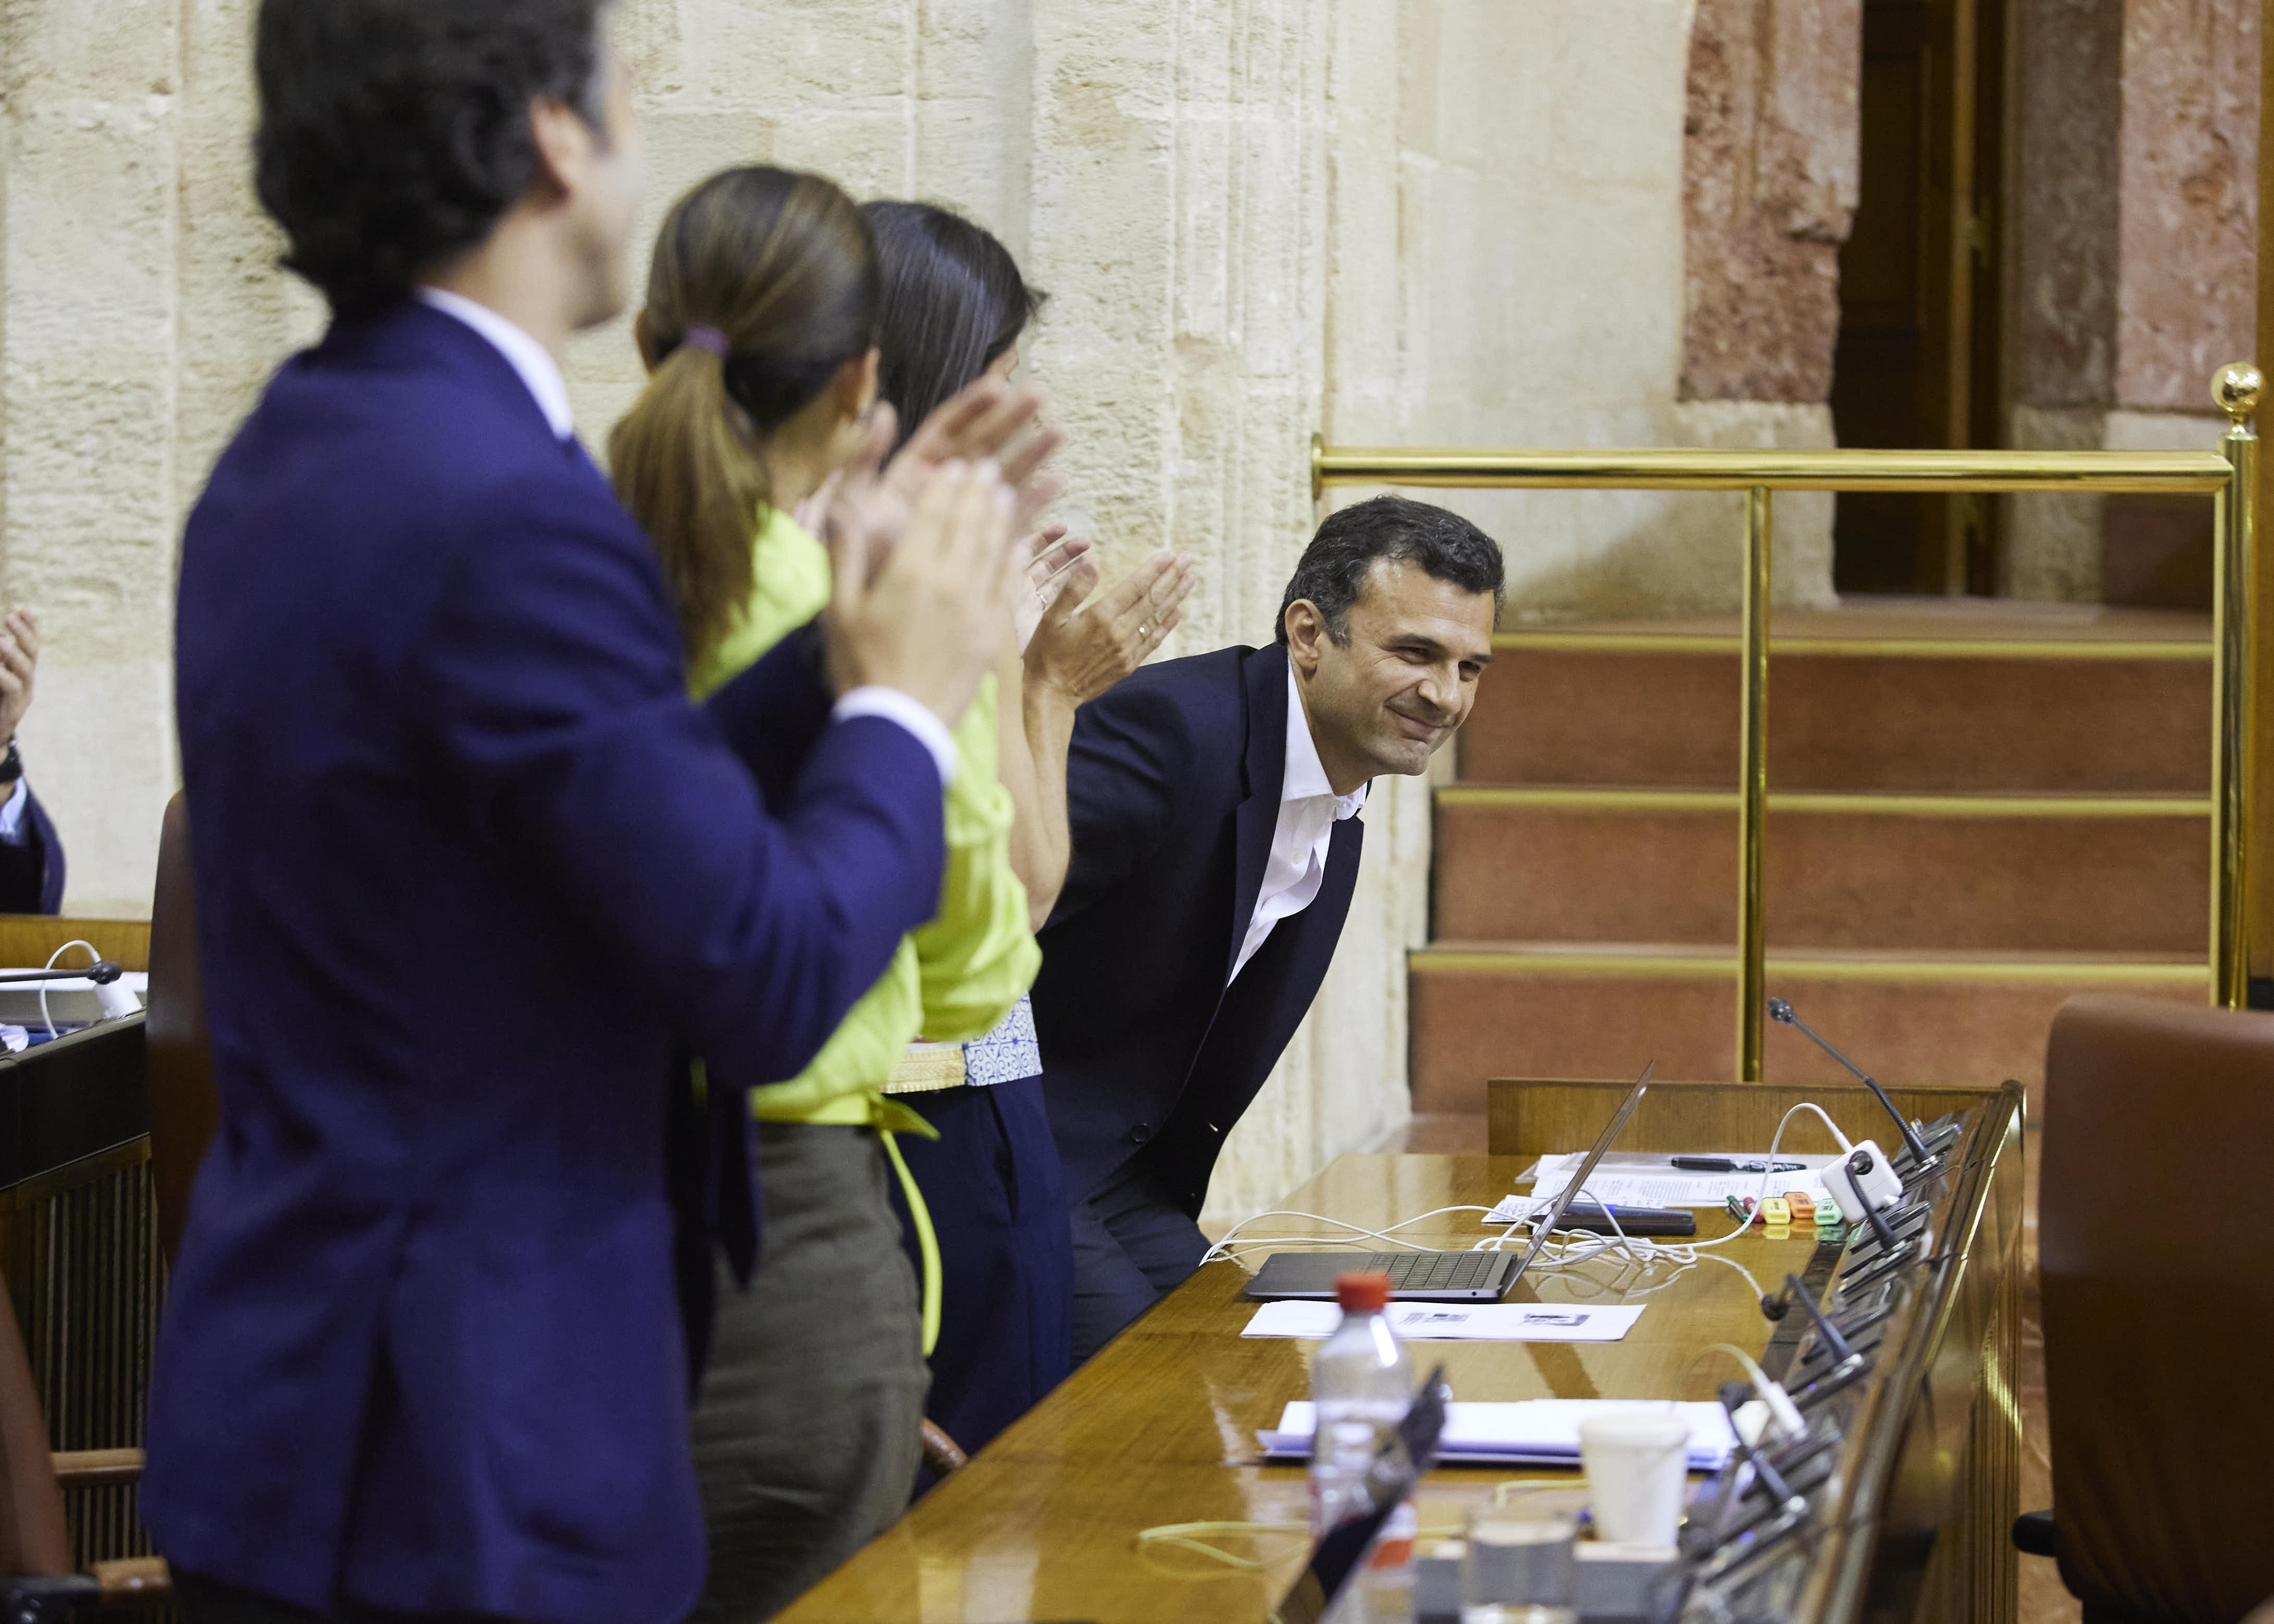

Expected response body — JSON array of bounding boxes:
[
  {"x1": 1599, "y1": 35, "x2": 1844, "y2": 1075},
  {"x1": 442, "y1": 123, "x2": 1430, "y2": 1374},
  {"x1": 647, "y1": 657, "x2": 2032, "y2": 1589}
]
[{"x1": 1224, "y1": 645, "x2": 1293, "y2": 986}]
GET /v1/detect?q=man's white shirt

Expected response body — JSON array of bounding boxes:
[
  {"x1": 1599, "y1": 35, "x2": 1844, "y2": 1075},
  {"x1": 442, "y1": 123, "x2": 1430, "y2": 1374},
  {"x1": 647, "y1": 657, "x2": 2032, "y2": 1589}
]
[{"x1": 1231, "y1": 664, "x2": 1368, "y2": 981}]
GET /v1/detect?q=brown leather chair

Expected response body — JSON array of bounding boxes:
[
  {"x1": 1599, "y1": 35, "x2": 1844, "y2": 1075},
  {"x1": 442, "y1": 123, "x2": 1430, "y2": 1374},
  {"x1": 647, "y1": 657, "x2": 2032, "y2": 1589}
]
[
  {"x1": 144, "y1": 792, "x2": 216, "y2": 1267},
  {"x1": 2034, "y1": 993, "x2": 2274, "y2": 1623},
  {"x1": 0, "y1": 1278, "x2": 167, "y2": 1614}
]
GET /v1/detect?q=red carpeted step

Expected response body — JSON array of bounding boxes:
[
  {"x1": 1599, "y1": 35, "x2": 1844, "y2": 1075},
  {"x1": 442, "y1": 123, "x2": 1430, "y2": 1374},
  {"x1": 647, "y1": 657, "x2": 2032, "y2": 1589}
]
[
  {"x1": 1431, "y1": 791, "x2": 2208, "y2": 954},
  {"x1": 1460, "y1": 608, "x2": 2211, "y2": 795},
  {"x1": 1406, "y1": 944, "x2": 2204, "y2": 1115}
]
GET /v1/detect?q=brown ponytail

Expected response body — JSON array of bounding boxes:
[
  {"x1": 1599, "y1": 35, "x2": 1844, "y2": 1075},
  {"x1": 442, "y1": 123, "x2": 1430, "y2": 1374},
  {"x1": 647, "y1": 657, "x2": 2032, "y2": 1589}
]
[{"x1": 609, "y1": 166, "x2": 881, "y2": 664}]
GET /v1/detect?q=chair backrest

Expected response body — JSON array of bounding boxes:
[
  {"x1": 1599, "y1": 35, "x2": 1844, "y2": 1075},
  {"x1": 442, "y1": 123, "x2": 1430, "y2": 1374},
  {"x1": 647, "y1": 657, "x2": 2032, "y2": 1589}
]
[
  {"x1": 0, "y1": 1283, "x2": 71, "y2": 1578},
  {"x1": 2041, "y1": 993, "x2": 2274, "y2": 1623},
  {"x1": 144, "y1": 793, "x2": 216, "y2": 1265}
]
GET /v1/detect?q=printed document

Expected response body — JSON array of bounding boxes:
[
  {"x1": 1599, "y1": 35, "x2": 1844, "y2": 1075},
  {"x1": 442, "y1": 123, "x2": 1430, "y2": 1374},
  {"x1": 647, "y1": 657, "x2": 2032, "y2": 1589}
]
[{"x1": 1241, "y1": 1300, "x2": 1645, "y2": 1343}]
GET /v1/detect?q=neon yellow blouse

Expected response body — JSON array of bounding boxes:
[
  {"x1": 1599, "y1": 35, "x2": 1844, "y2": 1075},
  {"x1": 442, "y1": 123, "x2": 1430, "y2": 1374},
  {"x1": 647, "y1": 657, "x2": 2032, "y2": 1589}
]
[{"x1": 690, "y1": 507, "x2": 1040, "y2": 1124}]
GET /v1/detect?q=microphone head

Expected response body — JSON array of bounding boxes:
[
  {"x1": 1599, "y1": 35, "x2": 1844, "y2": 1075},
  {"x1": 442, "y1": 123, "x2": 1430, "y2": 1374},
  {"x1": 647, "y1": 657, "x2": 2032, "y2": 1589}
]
[
  {"x1": 1760, "y1": 1292, "x2": 1789, "y2": 1322},
  {"x1": 1766, "y1": 997, "x2": 1796, "y2": 1023}
]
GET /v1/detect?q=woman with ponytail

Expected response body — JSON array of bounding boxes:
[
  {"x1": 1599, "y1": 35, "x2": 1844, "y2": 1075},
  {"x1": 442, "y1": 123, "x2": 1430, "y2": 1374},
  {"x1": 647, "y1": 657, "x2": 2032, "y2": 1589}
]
[
  {"x1": 861, "y1": 200, "x2": 1195, "y2": 1475},
  {"x1": 611, "y1": 167, "x2": 1040, "y2": 1621}
]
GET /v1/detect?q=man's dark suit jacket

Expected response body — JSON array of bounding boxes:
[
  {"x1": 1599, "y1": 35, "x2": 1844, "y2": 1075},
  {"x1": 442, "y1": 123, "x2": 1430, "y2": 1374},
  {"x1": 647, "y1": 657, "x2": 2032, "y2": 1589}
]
[
  {"x1": 1033, "y1": 642, "x2": 1362, "y2": 1214},
  {"x1": 0, "y1": 789, "x2": 63, "y2": 914},
  {"x1": 145, "y1": 302, "x2": 947, "y2": 1624}
]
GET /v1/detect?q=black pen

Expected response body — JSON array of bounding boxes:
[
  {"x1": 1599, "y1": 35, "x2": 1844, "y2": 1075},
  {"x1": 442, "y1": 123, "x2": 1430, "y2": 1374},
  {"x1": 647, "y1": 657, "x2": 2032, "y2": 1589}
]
[{"x1": 1673, "y1": 1156, "x2": 1806, "y2": 1174}]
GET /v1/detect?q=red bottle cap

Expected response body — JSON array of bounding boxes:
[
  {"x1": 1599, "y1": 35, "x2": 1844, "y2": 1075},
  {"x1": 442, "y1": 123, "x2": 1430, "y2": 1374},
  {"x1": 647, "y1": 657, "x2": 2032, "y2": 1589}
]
[{"x1": 1336, "y1": 1271, "x2": 1392, "y2": 1312}]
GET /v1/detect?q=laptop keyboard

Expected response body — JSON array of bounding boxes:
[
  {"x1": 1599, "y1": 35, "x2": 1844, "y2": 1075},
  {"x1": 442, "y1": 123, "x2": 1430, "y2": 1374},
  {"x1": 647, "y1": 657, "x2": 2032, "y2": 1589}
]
[{"x1": 1364, "y1": 1251, "x2": 1505, "y2": 1292}]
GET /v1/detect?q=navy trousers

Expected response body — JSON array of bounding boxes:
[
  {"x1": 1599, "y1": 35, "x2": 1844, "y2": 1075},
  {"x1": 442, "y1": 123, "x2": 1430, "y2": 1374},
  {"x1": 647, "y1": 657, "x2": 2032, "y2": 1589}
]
[
  {"x1": 889, "y1": 1077, "x2": 1073, "y2": 1471},
  {"x1": 1067, "y1": 1156, "x2": 1210, "y2": 1365}
]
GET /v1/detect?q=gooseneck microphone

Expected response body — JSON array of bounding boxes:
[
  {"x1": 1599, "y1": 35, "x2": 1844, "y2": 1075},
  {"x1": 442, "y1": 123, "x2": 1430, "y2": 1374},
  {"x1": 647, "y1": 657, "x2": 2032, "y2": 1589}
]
[
  {"x1": 0, "y1": 961, "x2": 139, "y2": 1025},
  {"x1": 1765, "y1": 998, "x2": 1933, "y2": 1168},
  {"x1": 1715, "y1": 1382, "x2": 1808, "y2": 1518},
  {"x1": 1760, "y1": 1272, "x2": 1859, "y2": 1368},
  {"x1": 0, "y1": 962, "x2": 126, "y2": 986}
]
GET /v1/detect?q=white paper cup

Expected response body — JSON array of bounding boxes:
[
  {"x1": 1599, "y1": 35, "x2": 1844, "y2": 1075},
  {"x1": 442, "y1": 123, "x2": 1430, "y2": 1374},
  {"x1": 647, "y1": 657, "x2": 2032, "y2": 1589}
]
[{"x1": 1578, "y1": 1412, "x2": 1691, "y2": 1546}]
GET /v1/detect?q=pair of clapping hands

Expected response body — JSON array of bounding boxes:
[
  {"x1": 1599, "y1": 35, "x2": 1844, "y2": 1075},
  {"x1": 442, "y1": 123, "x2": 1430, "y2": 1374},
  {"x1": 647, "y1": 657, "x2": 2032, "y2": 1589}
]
[{"x1": 805, "y1": 379, "x2": 1195, "y2": 726}]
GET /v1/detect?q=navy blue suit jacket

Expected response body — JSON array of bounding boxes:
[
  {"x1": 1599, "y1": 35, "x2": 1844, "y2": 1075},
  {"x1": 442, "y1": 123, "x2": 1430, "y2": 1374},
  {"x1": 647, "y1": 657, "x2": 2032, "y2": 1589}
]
[
  {"x1": 1032, "y1": 643, "x2": 1362, "y2": 1214},
  {"x1": 0, "y1": 788, "x2": 64, "y2": 914},
  {"x1": 145, "y1": 302, "x2": 946, "y2": 1624}
]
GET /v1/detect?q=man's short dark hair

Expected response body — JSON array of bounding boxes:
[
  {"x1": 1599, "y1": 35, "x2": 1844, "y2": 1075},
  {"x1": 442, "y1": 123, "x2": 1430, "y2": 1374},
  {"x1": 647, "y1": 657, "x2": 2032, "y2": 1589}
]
[
  {"x1": 1275, "y1": 494, "x2": 1505, "y2": 646},
  {"x1": 254, "y1": 0, "x2": 609, "y2": 318}
]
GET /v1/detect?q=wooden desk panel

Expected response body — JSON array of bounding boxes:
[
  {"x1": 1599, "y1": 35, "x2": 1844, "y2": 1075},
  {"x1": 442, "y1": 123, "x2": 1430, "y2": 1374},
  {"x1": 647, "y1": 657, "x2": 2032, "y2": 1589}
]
[
  {"x1": 1487, "y1": 1077, "x2": 1999, "y2": 1160},
  {"x1": 0, "y1": 917, "x2": 149, "y2": 973},
  {"x1": 780, "y1": 1155, "x2": 1830, "y2": 1624}
]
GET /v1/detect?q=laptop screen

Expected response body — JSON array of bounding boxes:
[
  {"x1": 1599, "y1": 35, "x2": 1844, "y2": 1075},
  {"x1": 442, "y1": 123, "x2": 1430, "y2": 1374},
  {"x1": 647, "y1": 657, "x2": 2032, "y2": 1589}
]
[{"x1": 1507, "y1": 1061, "x2": 1654, "y2": 1285}]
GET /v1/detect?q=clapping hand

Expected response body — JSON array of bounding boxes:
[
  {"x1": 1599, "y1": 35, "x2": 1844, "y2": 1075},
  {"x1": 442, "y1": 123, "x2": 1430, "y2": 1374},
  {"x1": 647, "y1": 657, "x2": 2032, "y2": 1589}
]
[
  {"x1": 1024, "y1": 547, "x2": 1196, "y2": 708},
  {"x1": 819, "y1": 445, "x2": 1022, "y2": 726},
  {"x1": 0, "y1": 611, "x2": 40, "y2": 741},
  {"x1": 800, "y1": 407, "x2": 907, "y2": 587},
  {"x1": 1016, "y1": 526, "x2": 1096, "y2": 652},
  {"x1": 885, "y1": 379, "x2": 1064, "y2": 536}
]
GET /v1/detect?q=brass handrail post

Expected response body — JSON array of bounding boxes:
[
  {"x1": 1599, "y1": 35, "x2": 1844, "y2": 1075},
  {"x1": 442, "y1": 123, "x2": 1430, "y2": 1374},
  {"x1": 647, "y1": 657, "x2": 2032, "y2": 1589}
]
[
  {"x1": 1739, "y1": 488, "x2": 1772, "y2": 1080},
  {"x1": 2212, "y1": 363, "x2": 2261, "y2": 1008}
]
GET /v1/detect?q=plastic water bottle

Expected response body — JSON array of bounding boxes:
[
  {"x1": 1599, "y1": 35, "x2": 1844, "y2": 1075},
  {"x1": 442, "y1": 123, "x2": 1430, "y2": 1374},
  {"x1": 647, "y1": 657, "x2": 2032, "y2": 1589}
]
[{"x1": 1310, "y1": 1272, "x2": 1417, "y2": 1621}]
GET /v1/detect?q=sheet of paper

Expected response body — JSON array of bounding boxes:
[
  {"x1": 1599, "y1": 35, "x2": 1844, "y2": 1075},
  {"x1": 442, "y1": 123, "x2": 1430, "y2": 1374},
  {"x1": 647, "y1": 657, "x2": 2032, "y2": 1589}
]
[
  {"x1": 1241, "y1": 1300, "x2": 1645, "y2": 1343},
  {"x1": 1257, "y1": 1399, "x2": 1735, "y2": 1469},
  {"x1": 1491, "y1": 1150, "x2": 1839, "y2": 1216}
]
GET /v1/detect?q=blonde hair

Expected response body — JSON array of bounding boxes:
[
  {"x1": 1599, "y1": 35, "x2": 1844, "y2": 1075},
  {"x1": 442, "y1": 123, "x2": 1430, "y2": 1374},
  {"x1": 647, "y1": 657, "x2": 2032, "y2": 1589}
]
[{"x1": 609, "y1": 166, "x2": 880, "y2": 663}]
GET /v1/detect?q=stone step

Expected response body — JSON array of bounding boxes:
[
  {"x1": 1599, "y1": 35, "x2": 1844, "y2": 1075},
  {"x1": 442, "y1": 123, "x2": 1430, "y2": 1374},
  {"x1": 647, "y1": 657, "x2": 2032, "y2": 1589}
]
[
  {"x1": 1405, "y1": 942, "x2": 2204, "y2": 1115},
  {"x1": 1464, "y1": 602, "x2": 2211, "y2": 794},
  {"x1": 1432, "y1": 788, "x2": 2209, "y2": 955}
]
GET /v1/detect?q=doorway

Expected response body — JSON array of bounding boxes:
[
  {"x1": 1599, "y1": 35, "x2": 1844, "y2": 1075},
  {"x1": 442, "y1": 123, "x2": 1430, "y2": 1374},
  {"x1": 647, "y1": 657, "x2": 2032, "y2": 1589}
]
[{"x1": 1828, "y1": 0, "x2": 2007, "y2": 596}]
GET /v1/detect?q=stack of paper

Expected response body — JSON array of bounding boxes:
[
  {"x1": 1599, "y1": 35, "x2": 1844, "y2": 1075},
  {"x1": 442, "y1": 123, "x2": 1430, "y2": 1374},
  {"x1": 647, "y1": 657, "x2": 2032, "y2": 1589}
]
[
  {"x1": 1488, "y1": 1150, "x2": 1839, "y2": 1220},
  {"x1": 1257, "y1": 1399, "x2": 1735, "y2": 1469},
  {"x1": 1241, "y1": 1301, "x2": 1645, "y2": 1343}
]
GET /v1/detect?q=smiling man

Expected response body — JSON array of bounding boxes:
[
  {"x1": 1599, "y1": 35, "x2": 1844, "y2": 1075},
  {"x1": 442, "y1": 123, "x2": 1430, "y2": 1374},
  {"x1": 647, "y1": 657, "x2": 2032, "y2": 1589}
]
[{"x1": 1030, "y1": 494, "x2": 1504, "y2": 1361}]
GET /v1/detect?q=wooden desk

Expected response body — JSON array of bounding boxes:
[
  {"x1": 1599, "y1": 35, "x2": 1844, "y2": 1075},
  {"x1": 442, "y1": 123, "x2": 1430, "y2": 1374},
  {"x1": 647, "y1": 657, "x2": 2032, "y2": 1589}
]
[{"x1": 781, "y1": 1087, "x2": 2023, "y2": 1624}]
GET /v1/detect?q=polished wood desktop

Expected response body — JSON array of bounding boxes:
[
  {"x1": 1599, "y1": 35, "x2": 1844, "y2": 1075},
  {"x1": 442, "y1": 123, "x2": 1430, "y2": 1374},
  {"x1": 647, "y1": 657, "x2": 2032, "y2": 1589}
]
[{"x1": 779, "y1": 1078, "x2": 2024, "y2": 1624}]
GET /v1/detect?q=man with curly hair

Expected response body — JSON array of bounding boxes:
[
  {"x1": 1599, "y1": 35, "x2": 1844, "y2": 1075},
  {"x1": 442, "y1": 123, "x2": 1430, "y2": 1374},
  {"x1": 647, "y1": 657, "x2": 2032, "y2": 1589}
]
[{"x1": 141, "y1": 6, "x2": 1031, "y2": 1622}]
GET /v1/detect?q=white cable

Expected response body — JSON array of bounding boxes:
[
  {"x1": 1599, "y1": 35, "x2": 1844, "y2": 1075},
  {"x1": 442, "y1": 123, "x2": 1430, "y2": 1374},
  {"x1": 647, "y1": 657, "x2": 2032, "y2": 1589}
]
[
  {"x1": 1198, "y1": 1206, "x2": 1507, "y2": 1267},
  {"x1": 1208, "y1": 1100, "x2": 1867, "y2": 1312},
  {"x1": 1681, "y1": 1101, "x2": 1853, "y2": 1255},
  {"x1": 1515, "y1": 1182, "x2": 1768, "y2": 1301},
  {"x1": 1211, "y1": 1187, "x2": 1772, "y2": 1304},
  {"x1": 38, "y1": 939, "x2": 101, "y2": 1042}
]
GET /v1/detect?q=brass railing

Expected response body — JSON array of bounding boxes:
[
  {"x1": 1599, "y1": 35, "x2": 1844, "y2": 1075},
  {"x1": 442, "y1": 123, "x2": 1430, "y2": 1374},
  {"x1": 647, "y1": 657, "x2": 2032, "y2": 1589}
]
[{"x1": 1314, "y1": 363, "x2": 2260, "y2": 1080}]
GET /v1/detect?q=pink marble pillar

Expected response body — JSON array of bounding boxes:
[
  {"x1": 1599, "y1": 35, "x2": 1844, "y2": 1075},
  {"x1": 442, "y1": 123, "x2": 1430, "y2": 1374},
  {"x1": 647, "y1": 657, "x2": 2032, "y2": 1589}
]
[{"x1": 1679, "y1": 0, "x2": 1864, "y2": 404}]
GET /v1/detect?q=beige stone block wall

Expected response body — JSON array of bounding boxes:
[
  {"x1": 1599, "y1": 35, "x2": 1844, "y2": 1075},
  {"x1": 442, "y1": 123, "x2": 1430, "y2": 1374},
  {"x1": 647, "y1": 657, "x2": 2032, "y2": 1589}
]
[{"x1": 2, "y1": 0, "x2": 1818, "y2": 1220}]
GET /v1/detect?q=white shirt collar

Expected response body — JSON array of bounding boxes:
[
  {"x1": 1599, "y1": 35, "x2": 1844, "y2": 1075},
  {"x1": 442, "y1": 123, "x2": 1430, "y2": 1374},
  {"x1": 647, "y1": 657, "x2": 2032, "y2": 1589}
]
[
  {"x1": 1283, "y1": 662, "x2": 1368, "y2": 819},
  {"x1": 414, "y1": 286, "x2": 575, "y2": 440}
]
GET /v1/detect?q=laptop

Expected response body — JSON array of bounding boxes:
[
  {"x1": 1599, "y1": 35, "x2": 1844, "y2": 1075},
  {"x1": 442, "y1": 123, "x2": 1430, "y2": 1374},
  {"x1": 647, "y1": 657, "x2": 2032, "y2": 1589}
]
[
  {"x1": 1245, "y1": 1063, "x2": 1655, "y2": 1302},
  {"x1": 1274, "y1": 1364, "x2": 1450, "y2": 1624}
]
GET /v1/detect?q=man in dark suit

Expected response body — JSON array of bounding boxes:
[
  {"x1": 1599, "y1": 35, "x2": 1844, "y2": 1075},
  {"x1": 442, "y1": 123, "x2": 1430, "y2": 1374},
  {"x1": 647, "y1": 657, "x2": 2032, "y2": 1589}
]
[
  {"x1": 142, "y1": 7, "x2": 1032, "y2": 1624},
  {"x1": 0, "y1": 608, "x2": 65, "y2": 914},
  {"x1": 1033, "y1": 495, "x2": 1504, "y2": 1361}
]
